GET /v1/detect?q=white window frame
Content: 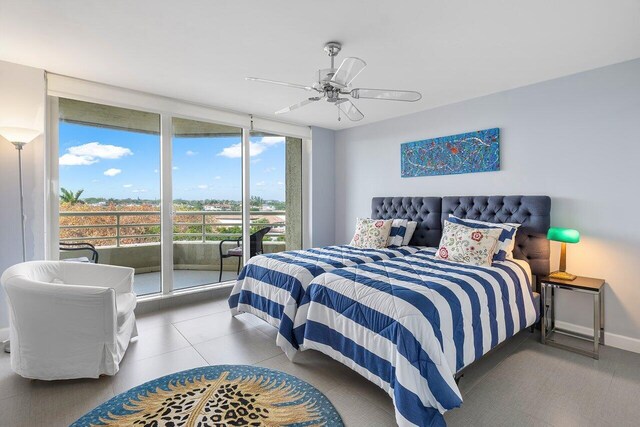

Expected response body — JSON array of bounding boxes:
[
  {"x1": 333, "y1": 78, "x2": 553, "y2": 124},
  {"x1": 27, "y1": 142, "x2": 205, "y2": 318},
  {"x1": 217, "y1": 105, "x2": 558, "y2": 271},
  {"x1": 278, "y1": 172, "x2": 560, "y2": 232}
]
[{"x1": 46, "y1": 73, "x2": 311, "y2": 298}]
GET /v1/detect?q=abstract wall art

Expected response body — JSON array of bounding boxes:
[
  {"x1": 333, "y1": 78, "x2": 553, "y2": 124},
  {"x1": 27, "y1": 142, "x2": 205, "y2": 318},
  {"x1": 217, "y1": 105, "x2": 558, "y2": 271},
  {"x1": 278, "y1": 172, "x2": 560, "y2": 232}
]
[{"x1": 400, "y1": 128, "x2": 500, "y2": 178}]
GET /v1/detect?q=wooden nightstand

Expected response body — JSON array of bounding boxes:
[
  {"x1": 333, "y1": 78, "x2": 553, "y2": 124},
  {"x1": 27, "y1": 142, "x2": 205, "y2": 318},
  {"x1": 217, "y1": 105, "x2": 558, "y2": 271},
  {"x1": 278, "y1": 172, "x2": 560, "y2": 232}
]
[{"x1": 540, "y1": 275, "x2": 605, "y2": 359}]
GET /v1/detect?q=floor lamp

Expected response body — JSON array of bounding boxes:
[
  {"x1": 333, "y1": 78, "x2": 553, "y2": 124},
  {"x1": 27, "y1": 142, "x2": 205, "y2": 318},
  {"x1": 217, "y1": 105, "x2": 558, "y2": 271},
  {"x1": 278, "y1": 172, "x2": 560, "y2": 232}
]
[{"x1": 0, "y1": 126, "x2": 41, "y2": 354}]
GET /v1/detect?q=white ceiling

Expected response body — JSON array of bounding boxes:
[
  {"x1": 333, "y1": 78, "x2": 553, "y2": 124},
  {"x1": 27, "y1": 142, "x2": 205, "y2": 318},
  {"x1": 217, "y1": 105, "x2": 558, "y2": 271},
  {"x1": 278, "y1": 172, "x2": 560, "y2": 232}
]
[{"x1": 1, "y1": 0, "x2": 639, "y2": 130}]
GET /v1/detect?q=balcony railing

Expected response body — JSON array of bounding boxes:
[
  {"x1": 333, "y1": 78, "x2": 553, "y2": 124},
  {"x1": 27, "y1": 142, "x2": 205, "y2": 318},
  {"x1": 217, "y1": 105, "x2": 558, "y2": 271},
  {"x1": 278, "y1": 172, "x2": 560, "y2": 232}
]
[{"x1": 60, "y1": 210, "x2": 286, "y2": 247}]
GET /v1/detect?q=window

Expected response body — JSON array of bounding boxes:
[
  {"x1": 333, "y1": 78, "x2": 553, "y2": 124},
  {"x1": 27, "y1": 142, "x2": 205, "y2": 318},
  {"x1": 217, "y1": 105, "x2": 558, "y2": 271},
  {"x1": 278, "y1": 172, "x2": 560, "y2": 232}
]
[
  {"x1": 250, "y1": 133, "x2": 302, "y2": 254},
  {"x1": 171, "y1": 117, "x2": 243, "y2": 289},
  {"x1": 48, "y1": 76, "x2": 309, "y2": 299},
  {"x1": 58, "y1": 98, "x2": 162, "y2": 296}
]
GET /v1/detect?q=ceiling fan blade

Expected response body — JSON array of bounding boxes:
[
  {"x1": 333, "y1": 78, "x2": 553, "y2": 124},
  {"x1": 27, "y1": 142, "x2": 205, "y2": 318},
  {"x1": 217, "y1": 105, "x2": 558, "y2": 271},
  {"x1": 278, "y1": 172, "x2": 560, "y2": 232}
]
[
  {"x1": 336, "y1": 99, "x2": 364, "y2": 121},
  {"x1": 275, "y1": 97, "x2": 320, "y2": 114},
  {"x1": 330, "y1": 57, "x2": 367, "y2": 88},
  {"x1": 351, "y1": 88, "x2": 422, "y2": 102},
  {"x1": 246, "y1": 77, "x2": 315, "y2": 91}
]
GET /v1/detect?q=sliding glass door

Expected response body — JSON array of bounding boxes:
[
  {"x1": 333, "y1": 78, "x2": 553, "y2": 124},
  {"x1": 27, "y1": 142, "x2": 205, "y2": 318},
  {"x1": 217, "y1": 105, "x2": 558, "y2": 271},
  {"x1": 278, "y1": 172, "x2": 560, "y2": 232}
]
[
  {"x1": 249, "y1": 132, "x2": 302, "y2": 255},
  {"x1": 171, "y1": 117, "x2": 244, "y2": 290},
  {"x1": 57, "y1": 98, "x2": 162, "y2": 296},
  {"x1": 54, "y1": 96, "x2": 303, "y2": 298}
]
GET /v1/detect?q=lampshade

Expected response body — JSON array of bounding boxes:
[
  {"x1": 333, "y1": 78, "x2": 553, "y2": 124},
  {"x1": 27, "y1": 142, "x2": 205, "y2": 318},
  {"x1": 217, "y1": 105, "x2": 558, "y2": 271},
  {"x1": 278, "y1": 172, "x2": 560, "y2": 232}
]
[
  {"x1": 547, "y1": 227, "x2": 580, "y2": 244},
  {"x1": 0, "y1": 126, "x2": 41, "y2": 144}
]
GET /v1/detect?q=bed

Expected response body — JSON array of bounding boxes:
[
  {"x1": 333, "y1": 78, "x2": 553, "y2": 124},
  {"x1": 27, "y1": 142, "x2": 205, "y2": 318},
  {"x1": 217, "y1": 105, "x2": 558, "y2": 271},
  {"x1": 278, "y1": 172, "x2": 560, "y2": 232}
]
[
  {"x1": 290, "y1": 196, "x2": 551, "y2": 427},
  {"x1": 228, "y1": 244, "x2": 423, "y2": 355}
]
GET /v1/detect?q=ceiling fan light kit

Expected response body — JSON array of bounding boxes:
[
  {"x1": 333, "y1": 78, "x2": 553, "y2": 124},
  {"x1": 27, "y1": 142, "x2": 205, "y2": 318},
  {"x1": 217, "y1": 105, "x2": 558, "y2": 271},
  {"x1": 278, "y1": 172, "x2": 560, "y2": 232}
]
[{"x1": 246, "y1": 41, "x2": 422, "y2": 122}]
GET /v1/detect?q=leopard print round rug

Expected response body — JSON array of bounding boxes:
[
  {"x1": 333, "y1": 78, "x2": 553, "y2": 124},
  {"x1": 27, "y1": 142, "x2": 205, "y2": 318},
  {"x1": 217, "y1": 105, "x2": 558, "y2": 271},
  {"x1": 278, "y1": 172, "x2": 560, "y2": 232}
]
[{"x1": 71, "y1": 365, "x2": 344, "y2": 426}]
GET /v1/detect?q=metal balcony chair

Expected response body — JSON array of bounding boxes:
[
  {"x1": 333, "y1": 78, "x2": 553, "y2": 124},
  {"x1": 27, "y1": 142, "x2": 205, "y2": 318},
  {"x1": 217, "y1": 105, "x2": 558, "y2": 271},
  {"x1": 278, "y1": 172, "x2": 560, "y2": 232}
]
[
  {"x1": 59, "y1": 242, "x2": 99, "y2": 263},
  {"x1": 218, "y1": 227, "x2": 272, "y2": 282}
]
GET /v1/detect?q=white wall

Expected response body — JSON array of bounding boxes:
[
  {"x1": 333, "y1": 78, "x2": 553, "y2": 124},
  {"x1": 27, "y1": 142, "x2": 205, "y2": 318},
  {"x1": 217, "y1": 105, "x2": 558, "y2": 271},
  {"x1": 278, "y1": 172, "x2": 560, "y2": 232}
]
[
  {"x1": 334, "y1": 58, "x2": 640, "y2": 351},
  {"x1": 0, "y1": 60, "x2": 46, "y2": 333},
  {"x1": 310, "y1": 126, "x2": 336, "y2": 247}
]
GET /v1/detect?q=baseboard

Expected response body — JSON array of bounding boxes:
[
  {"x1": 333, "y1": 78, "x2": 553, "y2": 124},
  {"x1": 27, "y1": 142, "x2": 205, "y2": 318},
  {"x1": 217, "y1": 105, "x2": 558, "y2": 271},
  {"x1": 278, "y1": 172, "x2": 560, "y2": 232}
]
[{"x1": 554, "y1": 320, "x2": 640, "y2": 354}]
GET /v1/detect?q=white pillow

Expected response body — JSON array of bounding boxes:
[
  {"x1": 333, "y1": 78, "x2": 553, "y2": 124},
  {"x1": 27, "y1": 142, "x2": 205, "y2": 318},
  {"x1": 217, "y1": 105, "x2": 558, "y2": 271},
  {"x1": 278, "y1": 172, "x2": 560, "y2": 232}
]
[
  {"x1": 436, "y1": 220, "x2": 502, "y2": 267},
  {"x1": 349, "y1": 218, "x2": 393, "y2": 249},
  {"x1": 386, "y1": 219, "x2": 409, "y2": 247},
  {"x1": 401, "y1": 221, "x2": 418, "y2": 246}
]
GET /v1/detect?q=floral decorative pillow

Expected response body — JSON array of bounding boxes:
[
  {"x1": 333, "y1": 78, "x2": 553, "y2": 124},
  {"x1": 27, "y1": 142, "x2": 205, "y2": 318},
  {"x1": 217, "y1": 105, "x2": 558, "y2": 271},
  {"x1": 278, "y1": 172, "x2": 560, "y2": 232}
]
[
  {"x1": 436, "y1": 220, "x2": 503, "y2": 266},
  {"x1": 447, "y1": 216, "x2": 520, "y2": 261},
  {"x1": 350, "y1": 218, "x2": 393, "y2": 249}
]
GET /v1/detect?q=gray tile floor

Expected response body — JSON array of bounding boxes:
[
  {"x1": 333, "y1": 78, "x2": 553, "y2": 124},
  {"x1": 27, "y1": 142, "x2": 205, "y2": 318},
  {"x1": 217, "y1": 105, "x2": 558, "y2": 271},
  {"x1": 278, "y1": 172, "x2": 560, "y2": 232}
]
[{"x1": 1, "y1": 294, "x2": 639, "y2": 426}]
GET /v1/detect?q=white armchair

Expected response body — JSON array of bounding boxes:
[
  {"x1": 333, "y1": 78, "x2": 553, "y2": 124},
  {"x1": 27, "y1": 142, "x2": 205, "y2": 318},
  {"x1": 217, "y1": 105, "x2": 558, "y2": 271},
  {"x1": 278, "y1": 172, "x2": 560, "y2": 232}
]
[{"x1": 1, "y1": 261, "x2": 138, "y2": 380}]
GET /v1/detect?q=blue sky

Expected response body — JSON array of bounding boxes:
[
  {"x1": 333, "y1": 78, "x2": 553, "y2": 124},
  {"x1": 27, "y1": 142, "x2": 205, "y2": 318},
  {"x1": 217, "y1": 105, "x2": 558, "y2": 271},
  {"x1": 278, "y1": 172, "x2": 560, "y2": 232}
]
[{"x1": 59, "y1": 122, "x2": 286, "y2": 201}]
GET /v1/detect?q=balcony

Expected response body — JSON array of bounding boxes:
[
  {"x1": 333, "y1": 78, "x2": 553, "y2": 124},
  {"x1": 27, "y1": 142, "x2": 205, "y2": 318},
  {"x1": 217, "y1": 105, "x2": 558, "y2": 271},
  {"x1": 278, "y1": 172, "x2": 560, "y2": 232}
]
[{"x1": 59, "y1": 210, "x2": 286, "y2": 296}]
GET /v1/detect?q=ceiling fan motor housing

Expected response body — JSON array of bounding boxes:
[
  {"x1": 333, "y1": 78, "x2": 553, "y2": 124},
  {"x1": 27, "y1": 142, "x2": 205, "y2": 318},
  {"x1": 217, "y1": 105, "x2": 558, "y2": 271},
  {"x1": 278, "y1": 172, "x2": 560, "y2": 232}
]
[{"x1": 326, "y1": 88, "x2": 341, "y2": 103}]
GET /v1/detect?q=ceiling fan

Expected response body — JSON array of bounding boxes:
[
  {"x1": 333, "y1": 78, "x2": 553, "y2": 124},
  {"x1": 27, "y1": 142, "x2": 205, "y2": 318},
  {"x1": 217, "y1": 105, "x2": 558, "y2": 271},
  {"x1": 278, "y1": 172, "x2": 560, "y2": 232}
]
[{"x1": 246, "y1": 42, "x2": 422, "y2": 122}]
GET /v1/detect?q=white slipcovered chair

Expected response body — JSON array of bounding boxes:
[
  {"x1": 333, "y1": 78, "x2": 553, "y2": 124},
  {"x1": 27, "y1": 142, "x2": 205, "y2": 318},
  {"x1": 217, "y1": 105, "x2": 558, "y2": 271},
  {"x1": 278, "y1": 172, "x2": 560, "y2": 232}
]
[{"x1": 1, "y1": 261, "x2": 138, "y2": 380}]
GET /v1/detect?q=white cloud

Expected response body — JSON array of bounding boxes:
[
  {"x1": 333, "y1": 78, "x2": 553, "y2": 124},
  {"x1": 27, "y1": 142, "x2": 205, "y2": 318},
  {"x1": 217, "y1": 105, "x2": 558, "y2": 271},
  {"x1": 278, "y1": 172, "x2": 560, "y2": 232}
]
[
  {"x1": 132, "y1": 188, "x2": 147, "y2": 193},
  {"x1": 214, "y1": 176, "x2": 222, "y2": 180},
  {"x1": 260, "y1": 136, "x2": 285, "y2": 146},
  {"x1": 277, "y1": 181, "x2": 284, "y2": 186},
  {"x1": 218, "y1": 142, "x2": 266, "y2": 158},
  {"x1": 217, "y1": 136, "x2": 284, "y2": 159},
  {"x1": 197, "y1": 184, "x2": 208, "y2": 189},
  {"x1": 69, "y1": 142, "x2": 132, "y2": 159},
  {"x1": 123, "y1": 184, "x2": 133, "y2": 188},
  {"x1": 154, "y1": 169, "x2": 159, "y2": 173},
  {"x1": 264, "y1": 167, "x2": 276, "y2": 173},
  {"x1": 186, "y1": 150, "x2": 198, "y2": 156},
  {"x1": 256, "y1": 181, "x2": 266, "y2": 187},
  {"x1": 59, "y1": 153, "x2": 98, "y2": 166},
  {"x1": 59, "y1": 142, "x2": 132, "y2": 166},
  {"x1": 217, "y1": 143, "x2": 242, "y2": 158},
  {"x1": 173, "y1": 166, "x2": 179, "y2": 170},
  {"x1": 104, "y1": 168, "x2": 122, "y2": 177}
]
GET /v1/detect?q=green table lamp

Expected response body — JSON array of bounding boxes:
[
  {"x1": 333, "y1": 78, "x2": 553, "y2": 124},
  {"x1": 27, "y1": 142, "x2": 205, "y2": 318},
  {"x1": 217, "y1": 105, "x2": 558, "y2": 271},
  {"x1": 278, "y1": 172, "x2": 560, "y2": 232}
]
[{"x1": 547, "y1": 227, "x2": 580, "y2": 280}]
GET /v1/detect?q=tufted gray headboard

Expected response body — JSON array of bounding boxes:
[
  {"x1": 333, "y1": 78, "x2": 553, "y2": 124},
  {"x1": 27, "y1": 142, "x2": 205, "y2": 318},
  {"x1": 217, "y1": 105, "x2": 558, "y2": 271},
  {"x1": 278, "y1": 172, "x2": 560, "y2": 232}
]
[
  {"x1": 371, "y1": 195, "x2": 551, "y2": 280},
  {"x1": 371, "y1": 197, "x2": 443, "y2": 247}
]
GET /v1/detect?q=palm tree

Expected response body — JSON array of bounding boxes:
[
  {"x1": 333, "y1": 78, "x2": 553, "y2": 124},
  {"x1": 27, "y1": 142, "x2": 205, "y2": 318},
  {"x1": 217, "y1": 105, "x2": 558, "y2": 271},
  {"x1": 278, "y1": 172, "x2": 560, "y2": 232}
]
[
  {"x1": 60, "y1": 188, "x2": 85, "y2": 204},
  {"x1": 250, "y1": 195, "x2": 265, "y2": 207}
]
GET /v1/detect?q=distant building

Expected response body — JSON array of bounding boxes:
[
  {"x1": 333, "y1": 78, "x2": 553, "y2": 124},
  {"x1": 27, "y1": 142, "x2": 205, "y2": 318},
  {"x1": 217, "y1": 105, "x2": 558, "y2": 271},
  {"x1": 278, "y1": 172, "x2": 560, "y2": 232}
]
[{"x1": 203, "y1": 203, "x2": 233, "y2": 211}]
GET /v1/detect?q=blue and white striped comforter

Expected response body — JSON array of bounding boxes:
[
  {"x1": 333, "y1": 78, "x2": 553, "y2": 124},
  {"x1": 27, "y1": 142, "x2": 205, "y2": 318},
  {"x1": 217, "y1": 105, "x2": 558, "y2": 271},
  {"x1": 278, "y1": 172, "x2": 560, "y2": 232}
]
[
  {"x1": 292, "y1": 248, "x2": 538, "y2": 427},
  {"x1": 228, "y1": 245, "x2": 421, "y2": 356}
]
